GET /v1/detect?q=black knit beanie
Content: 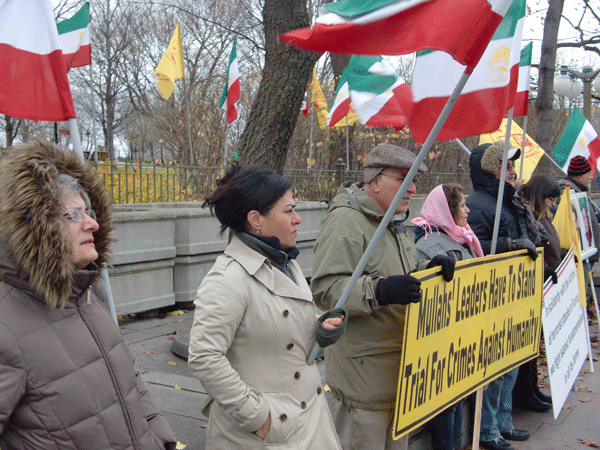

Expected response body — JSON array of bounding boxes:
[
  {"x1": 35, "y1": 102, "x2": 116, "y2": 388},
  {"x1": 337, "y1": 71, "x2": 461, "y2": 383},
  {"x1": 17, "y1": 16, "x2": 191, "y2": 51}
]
[{"x1": 567, "y1": 155, "x2": 591, "y2": 176}]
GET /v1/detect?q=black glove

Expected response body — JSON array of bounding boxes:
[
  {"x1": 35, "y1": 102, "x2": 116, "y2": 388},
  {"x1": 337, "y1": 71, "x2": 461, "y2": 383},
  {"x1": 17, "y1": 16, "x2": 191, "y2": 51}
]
[
  {"x1": 316, "y1": 308, "x2": 348, "y2": 348},
  {"x1": 426, "y1": 255, "x2": 455, "y2": 282},
  {"x1": 510, "y1": 238, "x2": 538, "y2": 261},
  {"x1": 376, "y1": 274, "x2": 422, "y2": 306},
  {"x1": 544, "y1": 267, "x2": 558, "y2": 284}
]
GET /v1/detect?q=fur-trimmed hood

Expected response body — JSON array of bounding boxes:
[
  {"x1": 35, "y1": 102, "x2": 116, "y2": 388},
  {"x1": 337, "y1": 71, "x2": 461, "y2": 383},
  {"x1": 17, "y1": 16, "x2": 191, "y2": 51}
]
[{"x1": 0, "y1": 141, "x2": 113, "y2": 308}]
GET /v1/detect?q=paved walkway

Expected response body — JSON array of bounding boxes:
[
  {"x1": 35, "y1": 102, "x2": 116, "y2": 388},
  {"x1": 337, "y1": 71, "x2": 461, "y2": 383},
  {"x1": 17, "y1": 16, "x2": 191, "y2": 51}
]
[{"x1": 121, "y1": 311, "x2": 600, "y2": 450}]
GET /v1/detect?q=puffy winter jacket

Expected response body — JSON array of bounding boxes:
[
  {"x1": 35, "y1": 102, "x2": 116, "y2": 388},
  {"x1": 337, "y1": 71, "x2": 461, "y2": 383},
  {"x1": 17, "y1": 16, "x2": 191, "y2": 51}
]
[{"x1": 0, "y1": 141, "x2": 176, "y2": 450}]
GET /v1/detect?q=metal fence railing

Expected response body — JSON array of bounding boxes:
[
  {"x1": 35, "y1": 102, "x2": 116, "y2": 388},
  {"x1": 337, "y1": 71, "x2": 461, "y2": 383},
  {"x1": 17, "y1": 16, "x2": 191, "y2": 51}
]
[{"x1": 91, "y1": 162, "x2": 473, "y2": 205}]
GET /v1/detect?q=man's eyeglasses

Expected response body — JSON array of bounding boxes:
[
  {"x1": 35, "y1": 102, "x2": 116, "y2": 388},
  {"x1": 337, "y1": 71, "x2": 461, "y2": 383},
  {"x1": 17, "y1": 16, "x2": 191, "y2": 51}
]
[
  {"x1": 63, "y1": 208, "x2": 96, "y2": 223},
  {"x1": 499, "y1": 162, "x2": 515, "y2": 170}
]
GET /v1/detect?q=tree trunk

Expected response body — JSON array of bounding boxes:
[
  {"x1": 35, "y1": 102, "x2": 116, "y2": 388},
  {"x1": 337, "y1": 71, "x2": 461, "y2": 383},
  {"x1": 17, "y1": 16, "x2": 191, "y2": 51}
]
[
  {"x1": 238, "y1": 0, "x2": 321, "y2": 172},
  {"x1": 4, "y1": 115, "x2": 17, "y2": 147},
  {"x1": 535, "y1": 0, "x2": 564, "y2": 152},
  {"x1": 329, "y1": 53, "x2": 351, "y2": 82},
  {"x1": 106, "y1": 101, "x2": 115, "y2": 159}
]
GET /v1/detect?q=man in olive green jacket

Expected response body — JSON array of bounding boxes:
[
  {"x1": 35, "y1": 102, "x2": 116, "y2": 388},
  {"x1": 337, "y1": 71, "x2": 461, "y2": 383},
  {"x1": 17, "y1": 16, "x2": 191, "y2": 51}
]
[{"x1": 311, "y1": 144, "x2": 454, "y2": 450}]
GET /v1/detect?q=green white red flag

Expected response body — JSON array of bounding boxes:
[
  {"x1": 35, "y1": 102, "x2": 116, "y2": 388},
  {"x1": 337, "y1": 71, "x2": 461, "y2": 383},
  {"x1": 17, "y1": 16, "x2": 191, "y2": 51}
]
[
  {"x1": 280, "y1": 0, "x2": 512, "y2": 69},
  {"x1": 331, "y1": 56, "x2": 412, "y2": 129},
  {"x1": 0, "y1": 0, "x2": 76, "y2": 121},
  {"x1": 219, "y1": 39, "x2": 240, "y2": 124},
  {"x1": 327, "y1": 70, "x2": 356, "y2": 127},
  {"x1": 57, "y1": 2, "x2": 91, "y2": 71},
  {"x1": 409, "y1": 0, "x2": 525, "y2": 143},
  {"x1": 552, "y1": 107, "x2": 600, "y2": 174},
  {"x1": 513, "y1": 41, "x2": 532, "y2": 117}
]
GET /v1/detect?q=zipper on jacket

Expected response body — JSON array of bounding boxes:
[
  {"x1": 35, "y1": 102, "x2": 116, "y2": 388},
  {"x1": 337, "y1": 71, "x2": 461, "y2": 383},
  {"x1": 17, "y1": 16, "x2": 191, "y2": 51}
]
[{"x1": 78, "y1": 301, "x2": 141, "y2": 450}]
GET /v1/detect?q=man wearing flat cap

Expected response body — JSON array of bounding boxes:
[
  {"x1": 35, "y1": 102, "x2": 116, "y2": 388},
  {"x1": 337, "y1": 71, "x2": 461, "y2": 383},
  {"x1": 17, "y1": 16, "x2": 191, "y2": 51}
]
[{"x1": 311, "y1": 143, "x2": 455, "y2": 450}]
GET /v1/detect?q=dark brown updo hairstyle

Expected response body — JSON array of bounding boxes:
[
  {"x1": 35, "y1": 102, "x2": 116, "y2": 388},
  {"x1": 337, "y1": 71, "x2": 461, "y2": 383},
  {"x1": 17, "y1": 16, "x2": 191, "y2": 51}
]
[
  {"x1": 441, "y1": 183, "x2": 464, "y2": 224},
  {"x1": 203, "y1": 162, "x2": 293, "y2": 234}
]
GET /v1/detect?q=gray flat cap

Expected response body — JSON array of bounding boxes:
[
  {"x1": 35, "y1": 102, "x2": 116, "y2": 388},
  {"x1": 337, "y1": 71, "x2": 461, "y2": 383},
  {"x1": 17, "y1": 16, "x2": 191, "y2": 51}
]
[{"x1": 363, "y1": 143, "x2": 428, "y2": 183}]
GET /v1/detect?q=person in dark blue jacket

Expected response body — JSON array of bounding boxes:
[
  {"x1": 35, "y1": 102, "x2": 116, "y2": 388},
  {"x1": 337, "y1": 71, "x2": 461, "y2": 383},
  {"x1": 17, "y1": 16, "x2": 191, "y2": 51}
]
[{"x1": 466, "y1": 142, "x2": 544, "y2": 450}]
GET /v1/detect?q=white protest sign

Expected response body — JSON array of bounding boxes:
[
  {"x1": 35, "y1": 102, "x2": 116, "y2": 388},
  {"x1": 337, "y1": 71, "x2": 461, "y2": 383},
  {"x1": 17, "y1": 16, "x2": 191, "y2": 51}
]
[{"x1": 542, "y1": 249, "x2": 590, "y2": 419}]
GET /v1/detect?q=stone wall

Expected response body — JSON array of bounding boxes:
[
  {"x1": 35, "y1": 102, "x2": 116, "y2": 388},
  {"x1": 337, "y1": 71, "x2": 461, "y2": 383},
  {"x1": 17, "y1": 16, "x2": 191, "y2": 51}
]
[{"x1": 109, "y1": 200, "x2": 333, "y2": 315}]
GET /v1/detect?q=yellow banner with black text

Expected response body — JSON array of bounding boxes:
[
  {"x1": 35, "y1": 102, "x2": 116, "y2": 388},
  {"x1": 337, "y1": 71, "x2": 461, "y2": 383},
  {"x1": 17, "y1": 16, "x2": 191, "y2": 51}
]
[{"x1": 393, "y1": 250, "x2": 544, "y2": 439}]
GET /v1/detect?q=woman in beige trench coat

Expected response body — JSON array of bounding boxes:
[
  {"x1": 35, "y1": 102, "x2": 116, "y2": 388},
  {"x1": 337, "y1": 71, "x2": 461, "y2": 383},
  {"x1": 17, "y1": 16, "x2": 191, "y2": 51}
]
[{"x1": 188, "y1": 163, "x2": 344, "y2": 449}]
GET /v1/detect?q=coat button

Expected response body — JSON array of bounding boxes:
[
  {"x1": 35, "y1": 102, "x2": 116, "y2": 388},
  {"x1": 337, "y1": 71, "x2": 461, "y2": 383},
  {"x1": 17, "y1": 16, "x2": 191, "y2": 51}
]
[
  {"x1": 294, "y1": 371, "x2": 301, "y2": 379},
  {"x1": 286, "y1": 343, "x2": 294, "y2": 350},
  {"x1": 317, "y1": 387, "x2": 322, "y2": 395},
  {"x1": 301, "y1": 401, "x2": 307, "y2": 409},
  {"x1": 279, "y1": 413, "x2": 287, "y2": 422},
  {"x1": 283, "y1": 310, "x2": 289, "y2": 318}
]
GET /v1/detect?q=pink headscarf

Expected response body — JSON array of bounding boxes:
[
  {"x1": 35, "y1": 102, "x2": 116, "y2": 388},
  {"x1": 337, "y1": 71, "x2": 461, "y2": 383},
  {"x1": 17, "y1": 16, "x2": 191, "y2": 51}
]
[{"x1": 411, "y1": 185, "x2": 484, "y2": 258}]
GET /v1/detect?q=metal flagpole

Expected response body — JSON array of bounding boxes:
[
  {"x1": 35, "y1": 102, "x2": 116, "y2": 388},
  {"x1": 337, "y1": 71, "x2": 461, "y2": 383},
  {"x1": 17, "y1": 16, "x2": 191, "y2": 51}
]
[
  {"x1": 585, "y1": 261, "x2": 598, "y2": 373},
  {"x1": 454, "y1": 138, "x2": 471, "y2": 156},
  {"x1": 183, "y1": 76, "x2": 194, "y2": 166},
  {"x1": 472, "y1": 107, "x2": 515, "y2": 450},
  {"x1": 223, "y1": 120, "x2": 228, "y2": 165},
  {"x1": 88, "y1": 23, "x2": 98, "y2": 162},
  {"x1": 67, "y1": 118, "x2": 85, "y2": 160},
  {"x1": 89, "y1": 65, "x2": 98, "y2": 162},
  {"x1": 306, "y1": 69, "x2": 474, "y2": 364},
  {"x1": 345, "y1": 114, "x2": 349, "y2": 169},
  {"x1": 309, "y1": 106, "x2": 314, "y2": 171},
  {"x1": 490, "y1": 107, "x2": 514, "y2": 255}
]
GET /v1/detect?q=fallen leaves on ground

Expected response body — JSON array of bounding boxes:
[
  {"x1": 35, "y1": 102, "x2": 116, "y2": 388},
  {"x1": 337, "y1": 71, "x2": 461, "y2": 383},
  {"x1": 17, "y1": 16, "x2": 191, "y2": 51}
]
[
  {"x1": 175, "y1": 442, "x2": 187, "y2": 449},
  {"x1": 578, "y1": 438, "x2": 600, "y2": 447},
  {"x1": 168, "y1": 310, "x2": 185, "y2": 316},
  {"x1": 167, "y1": 361, "x2": 177, "y2": 367},
  {"x1": 167, "y1": 330, "x2": 178, "y2": 340},
  {"x1": 174, "y1": 385, "x2": 181, "y2": 390},
  {"x1": 143, "y1": 351, "x2": 155, "y2": 357},
  {"x1": 580, "y1": 398, "x2": 591, "y2": 403},
  {"x1": 563, "y1": 403, "x2": 573, "y2": 410},
  {"x1": 575, "y1": 385, "x2": 592, "y2": 392}
]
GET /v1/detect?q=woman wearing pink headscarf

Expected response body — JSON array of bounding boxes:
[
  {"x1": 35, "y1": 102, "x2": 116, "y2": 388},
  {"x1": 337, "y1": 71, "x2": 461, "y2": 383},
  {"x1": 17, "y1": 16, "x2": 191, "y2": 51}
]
[
  {"x1": 413, "y1": 183, "x2": 484, "y2": 262},
  {"x1": 411, "y1": 183, "x2": 483, "y2": 450}
]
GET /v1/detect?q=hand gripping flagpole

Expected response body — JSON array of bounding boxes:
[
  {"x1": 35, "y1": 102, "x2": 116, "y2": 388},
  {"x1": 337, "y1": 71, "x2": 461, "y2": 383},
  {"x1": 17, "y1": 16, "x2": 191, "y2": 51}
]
[{"x1": 306, "y1": 69, "x2": 474, "y2": 364}]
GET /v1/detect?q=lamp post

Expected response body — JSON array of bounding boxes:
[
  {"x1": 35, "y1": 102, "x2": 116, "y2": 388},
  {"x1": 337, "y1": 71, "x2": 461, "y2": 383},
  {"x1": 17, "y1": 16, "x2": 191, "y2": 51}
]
[
  {"x1": 554, "y1": 65, "x2": 600, "y2": 121},
  {"x1": 158, "y1": 139, "x2": 163, "y2": 165}
]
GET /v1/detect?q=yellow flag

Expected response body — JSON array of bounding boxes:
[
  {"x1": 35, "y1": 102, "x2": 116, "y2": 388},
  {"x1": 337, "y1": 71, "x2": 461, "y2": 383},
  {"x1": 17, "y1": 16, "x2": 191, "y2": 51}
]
[
  {"x1": 333, "y1": 104, "x2": 358, "y2": 128},
  {"x1": 311, "y1": 66, "x2": 330, "y2": 129},
  {"x1": 553, "y1": 185, "x2": 587, "y2": 306},
  {"x1": 479, "y1": 118, "x2": 545, "y2": 182},
  {"x1": 154, "y1": 23, "x2": 185, "y2": 100}
]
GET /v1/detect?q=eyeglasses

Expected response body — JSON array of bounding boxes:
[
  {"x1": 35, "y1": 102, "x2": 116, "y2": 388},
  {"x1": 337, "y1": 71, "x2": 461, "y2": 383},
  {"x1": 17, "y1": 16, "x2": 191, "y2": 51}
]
[{"x1": 63, "y1": 208, "x2": 97, "y2": 223}]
